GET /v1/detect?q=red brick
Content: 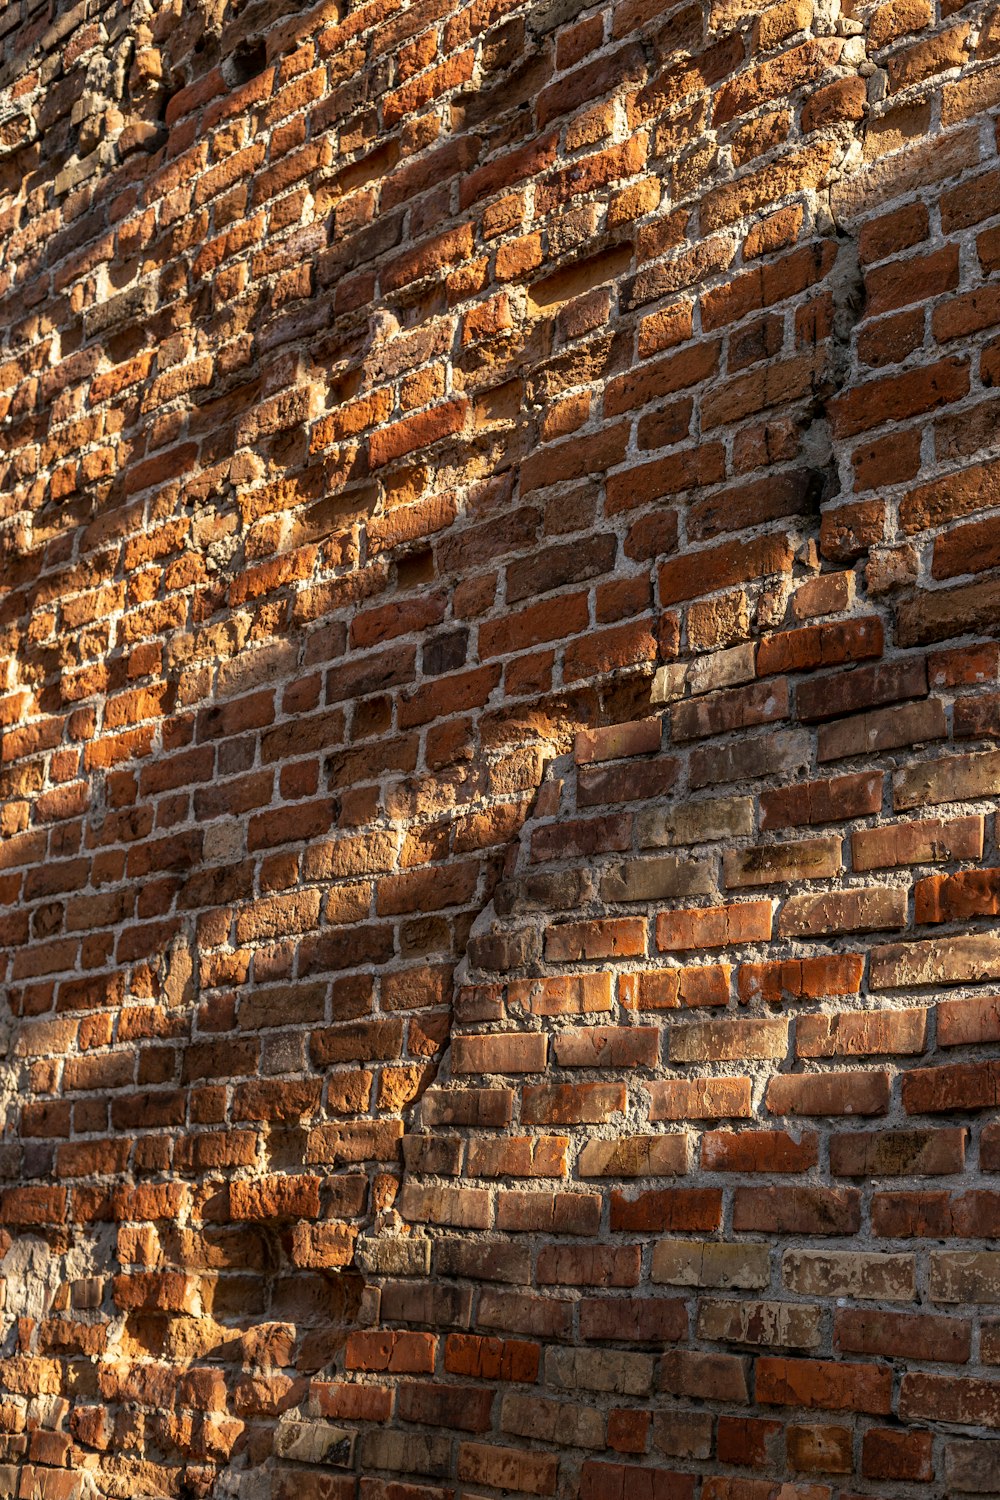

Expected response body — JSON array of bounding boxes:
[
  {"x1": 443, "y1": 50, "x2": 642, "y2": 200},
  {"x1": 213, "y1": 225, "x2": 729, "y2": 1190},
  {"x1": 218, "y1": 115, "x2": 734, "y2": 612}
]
[
  {"x1": 767, "y1": 1074, "x2": 893, "y2": 1122},
  {"x1": 659, "y1": 534, "x2": 795, "y2": 606},
  {"x1": 701, "y1": 1129, "x2": 819, "y2": 1174},
  {"x1": 346, "y1": 1331, "x2": 436, "y2": 1373},
  {"x1": 522, "y1": 1082, "x2": 627, "y2": 1124},
  {"x1": 862, "y1": 1427, "x2": 933, "y2": 1481},
  {"x1": 648, "y1": 1078, "x2": 752, "y2": 1121},
  {"x1": 580, "y1": 1461, "x2": 696, "y2": 1500},
  {"x1": 609, "y1": 1188, "x2": 722, "y2": 1232},
  {"x1": 915, "y1": 867, "x2": 1000, "y2": 923},
  {"x1": 760, "y1": 771, "x2": 882, "y2": 829},
  {"x1": 830, "y1": 1127, "x2": 966, "y2": 1177},
  {"x1": 7, "y1": 13, "x2": 1000, "y2": 1490},
  {"x1": 756, "y1": 1357, "x2": 892, "y2": 1414},
  {"x1": 830, "y1": 357, "x2": 969, "y2": 437},
  {"x1": 733, "y1": 1187, "x2": 861, "y2": 1235},
  {"x1": 545, "y1": 918, "x2": 646, "y2": 961},
  {"x1": 758, "y1": 617, "x2": 883, "y2": 676},
  {"x1": 835, "y1": 1306, "x2": 971, "y2": 1363},
  {"x1": 903, "y1": 1059, "x2": 1000, "y2": 1114},
  {"x1": 656, "y1": 901, "x2": 772, "y2": 950},
  {"x1": 738, "y1": 955, "x2": 864, "y2": 1004},
  {"x1": 900, "y1": 1373, "x2": 1000, "y2": 1428}
]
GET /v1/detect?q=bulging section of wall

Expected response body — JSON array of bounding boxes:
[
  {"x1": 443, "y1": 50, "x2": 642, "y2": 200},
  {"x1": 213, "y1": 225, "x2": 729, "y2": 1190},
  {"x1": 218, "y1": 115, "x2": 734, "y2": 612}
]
[{"x1": 1, "y1": 0, "x2": 1000, "y2": 1494}]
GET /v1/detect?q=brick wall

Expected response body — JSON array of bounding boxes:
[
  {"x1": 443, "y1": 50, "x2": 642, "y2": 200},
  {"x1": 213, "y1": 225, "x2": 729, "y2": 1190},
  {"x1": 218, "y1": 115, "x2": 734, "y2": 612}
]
[{"x1": 1, "y1": 0, "x2": 1000, "y2": 1493}]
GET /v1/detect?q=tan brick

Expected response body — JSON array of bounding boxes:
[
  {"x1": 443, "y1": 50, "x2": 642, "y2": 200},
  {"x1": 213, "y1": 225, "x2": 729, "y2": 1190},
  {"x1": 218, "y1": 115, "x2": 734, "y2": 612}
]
[
  {"x1": 796, "y1": 1008, "x2": 927, "y2": 1057},
  {"x1": 398, "y1": 1184, "x2": 491, "y2": 1230},
  {"x1": 872, "y1": 934, "x2": 1000, "y2": 988},
  {"x1": 668, "y1": 1018, "x2": 788, "y2": 1062},
  {"x1": 545, "y1": 1346, "x2": 654, "y2": 1395},
  {"x1": 894, "y1": 749, "x2": 1000, "y2": 810},
  {"x1": 500, "y1": 1390, "x2": 603, "y2": 1448},
  {"x1": 577, "y1": 1134, "x2": 689, "y2": 1177},
  {"x1": 600, "y1": 855, "x2": 715, "y2": 902},
  {"x1": 930, "y1": 1252, "x2": 1000, "y2": 1304},
  {"x1": 458, "y1": 1442, "x2": 558, "y2": 1496},
  {"x1": 638, "y1": 796, "x2": 755, "y2": 848},
  {"x1": 778, "y1": 886, "x2": 907, "y2": 937},
  {"x1": 724, "y1": 838, "x2": 842, "y2": 888},
  {"x1": 575, "y1": 717, "x2": 662, "y2": 763},
  {"x1": 783, "y1": 1250, "x2": 916, "y2": 1301},
  {"x1": 687, "y1": 642, "x2": 757, "y2": 695},
  {"x1": 696, "y1": 1298, "x2": 822, "y2": 1350}
]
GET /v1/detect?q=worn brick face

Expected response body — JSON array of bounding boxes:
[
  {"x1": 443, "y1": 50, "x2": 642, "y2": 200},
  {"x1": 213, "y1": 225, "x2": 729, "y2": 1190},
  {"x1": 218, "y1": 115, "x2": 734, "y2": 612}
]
[{"x1": 1, "y1": 0, "x2": 999, "y2": 1491}]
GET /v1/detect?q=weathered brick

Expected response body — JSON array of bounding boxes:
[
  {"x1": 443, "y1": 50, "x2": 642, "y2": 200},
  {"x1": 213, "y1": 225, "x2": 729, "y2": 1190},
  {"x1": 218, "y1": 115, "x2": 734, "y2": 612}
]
[
  {"x1": 900, "y1": 1373, "x2": 1000, "y2": 1429},
  {"x1": 852, "y1": 814, "x2": 983, "y2": 870},
  {"x1": 902, "y1": 1059, "x2": 1000, "y2": 1114},
  {"x1": 795, "y1": 1008, "x2": 926, "y2": 1057},
  {"x1": 697, "y1": 1298, "x2": 821, "y2": 1350},
  {"x1": 579, "y1": 1128, "x2": 690, "y2": 1180},
  {"x1": 872, "y1": 933, "x2": 1000, "y2": 990},
  {"x1": 6, "y1": 5, "x2": 1000, "y2": 1489},
  {"x1": 652, "y1": 1240, "x2": 770, "y2": 1289},
  {"x1": 756, "y1": 1357, "x2": 892, "y2": 1414},
  {"x1": 894, "y1": 748, "x2": 1000, "y2": 810},
  {"x1": 724, "y1": 838, "x2": 842, "y2": 888},
  {"x1": 668, "y1": 1018, "x2": 787, "y2": 1062},
  {"x1": 458, "y1": 1442, "x2": 558, "y2": 1495},
  {"x1": 778, "y1": 887, "x2": 907, "y2": 937},
  {"x1": 783, "y1": 1250, "x2": 915, "y2": 1301},
  {"x1": 600, "y1": 855, "x2": 715, "y2": 903},
  {"x1": 830, "y1": 1127, "x2": 966, "y2": 1177}
]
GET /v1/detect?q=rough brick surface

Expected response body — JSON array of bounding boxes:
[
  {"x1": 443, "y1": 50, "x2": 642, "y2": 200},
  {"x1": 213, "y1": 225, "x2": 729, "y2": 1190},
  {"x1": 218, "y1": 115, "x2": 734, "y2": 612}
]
[{"x1": 1, "y1": 0, "x2": 1000, "y2": 1494}]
